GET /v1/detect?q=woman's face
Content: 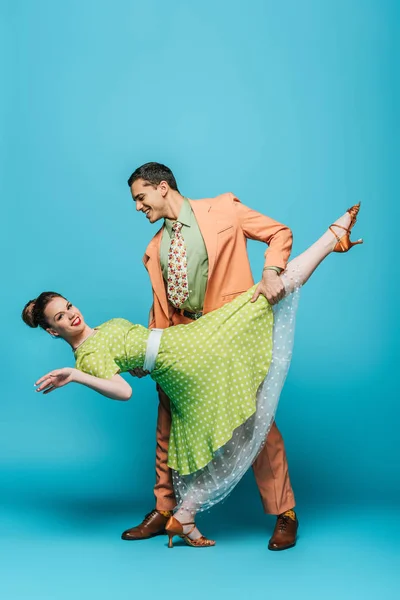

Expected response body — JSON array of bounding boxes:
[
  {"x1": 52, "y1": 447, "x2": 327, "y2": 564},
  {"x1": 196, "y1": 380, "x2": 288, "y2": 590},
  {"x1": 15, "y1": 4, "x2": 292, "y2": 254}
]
[{"x1": 44, "y1": 297, "x2": 86, "y2": 339}]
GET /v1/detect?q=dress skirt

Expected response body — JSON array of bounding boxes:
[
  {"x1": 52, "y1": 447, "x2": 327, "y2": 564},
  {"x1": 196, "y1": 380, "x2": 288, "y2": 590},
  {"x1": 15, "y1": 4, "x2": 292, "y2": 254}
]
[{"x1": 150, "y1": 281, "x2": 300, "y2": 513}]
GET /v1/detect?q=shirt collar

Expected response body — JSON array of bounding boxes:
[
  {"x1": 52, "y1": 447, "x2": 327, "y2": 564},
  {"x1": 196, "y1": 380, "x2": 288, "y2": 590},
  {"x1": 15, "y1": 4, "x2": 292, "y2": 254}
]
[{"x1": 164, "y1": 197, "x2": 192, "y2": 234}]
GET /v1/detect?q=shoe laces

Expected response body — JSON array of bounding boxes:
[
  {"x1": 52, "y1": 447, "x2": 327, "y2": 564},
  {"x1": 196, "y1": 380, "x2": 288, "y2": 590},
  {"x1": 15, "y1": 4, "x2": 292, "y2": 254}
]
[
  {"x1": 277, "y1": 515, "x2": 289, "y2": 532},
  {"x1": 143, "y1": 510, "x2": 158, "y2": 523}
]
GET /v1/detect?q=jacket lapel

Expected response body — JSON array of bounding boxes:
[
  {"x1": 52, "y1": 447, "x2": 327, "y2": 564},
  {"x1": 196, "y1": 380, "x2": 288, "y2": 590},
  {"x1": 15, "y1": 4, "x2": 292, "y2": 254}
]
[
  {"x1": 189, "y1": 199, "x2": 218, "y2": 281},
  {"x1": 143, "y1": 228, "x2": 169, "y2": 320}
]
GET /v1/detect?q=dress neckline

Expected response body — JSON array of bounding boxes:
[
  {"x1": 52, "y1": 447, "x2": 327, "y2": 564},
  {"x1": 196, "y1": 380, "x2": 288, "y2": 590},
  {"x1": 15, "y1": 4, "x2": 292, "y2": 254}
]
[{"x1": 73, "y1": 329, "x2": 99, "y2": 354}]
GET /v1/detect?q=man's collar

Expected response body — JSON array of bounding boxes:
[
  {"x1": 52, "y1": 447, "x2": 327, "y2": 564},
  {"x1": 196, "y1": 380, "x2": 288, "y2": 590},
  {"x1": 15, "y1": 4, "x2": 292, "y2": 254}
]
[{"x1": 164, "y1": 197, "x2": 192, "y2": 232}]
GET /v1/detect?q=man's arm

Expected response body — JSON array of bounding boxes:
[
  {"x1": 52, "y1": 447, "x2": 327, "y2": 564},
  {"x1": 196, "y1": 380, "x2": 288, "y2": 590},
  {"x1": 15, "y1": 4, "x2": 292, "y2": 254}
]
[
  {"x1": 232, "y1": 196, "x2": 292, "y2": 269},
  {"x1": 232, "y1": 196, "x2": 293, "y2": 305}
]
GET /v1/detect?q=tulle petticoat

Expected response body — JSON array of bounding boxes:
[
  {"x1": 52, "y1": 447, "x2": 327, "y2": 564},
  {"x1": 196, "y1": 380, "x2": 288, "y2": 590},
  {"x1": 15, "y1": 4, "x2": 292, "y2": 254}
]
[{"x1": 171, "y1": 279, "x2": 300, "y2": 514}]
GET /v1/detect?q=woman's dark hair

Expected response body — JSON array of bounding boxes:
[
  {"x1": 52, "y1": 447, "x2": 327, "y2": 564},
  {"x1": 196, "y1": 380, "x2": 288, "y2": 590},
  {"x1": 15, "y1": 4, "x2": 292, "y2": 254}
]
[
  {"x1": 22, "y1": 292, "x2": 65, "y2": 330},
  {"x1": 127, "y1": 162, "x2": 179, "y2": 192}
]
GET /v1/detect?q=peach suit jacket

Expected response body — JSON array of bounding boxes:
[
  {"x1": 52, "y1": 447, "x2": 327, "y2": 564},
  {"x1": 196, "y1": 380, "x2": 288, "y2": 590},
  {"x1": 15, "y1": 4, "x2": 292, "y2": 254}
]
[{"x1": 144, "y1": 192, "x2": 293, "y2": 329}]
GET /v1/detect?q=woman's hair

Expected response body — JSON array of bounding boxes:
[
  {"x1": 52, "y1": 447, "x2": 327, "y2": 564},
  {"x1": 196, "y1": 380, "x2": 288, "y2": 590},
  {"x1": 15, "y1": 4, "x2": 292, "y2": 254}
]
[{"x1": 22, "y1": 292, "x2": 65, "y2": 330}]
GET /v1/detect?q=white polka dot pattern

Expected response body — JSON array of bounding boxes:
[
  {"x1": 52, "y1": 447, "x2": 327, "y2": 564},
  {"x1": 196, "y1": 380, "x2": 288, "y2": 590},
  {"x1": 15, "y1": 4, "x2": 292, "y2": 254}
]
[
  {"x1": 74, "y1": 318, "x2": 149, "y2": 379},
  {"x1": 152, "y1": 285, "x2": 274, "y2": 476},
  {"x1": 168, "y1": 277, "x2": 300, "y2": 514},
  {"x1": 73, "y1": 277, "x2": 300, "y2": 515}
]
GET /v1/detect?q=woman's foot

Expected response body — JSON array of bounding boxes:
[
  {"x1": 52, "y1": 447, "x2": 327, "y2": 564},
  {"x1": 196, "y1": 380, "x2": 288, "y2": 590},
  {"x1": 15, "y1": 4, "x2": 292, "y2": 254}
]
[
  {"x1": 165, "y1": 516, "x2": 216, "y2": 548},
  {"x1": 328, "y1": 203, "x2": 363, "y2": 252},
  {"x1": 180, "y1": 523, "x2": 203, "y2": 541},
  {"x1": 173, "y1": 510, "x2": 203, "y2": 540},
  {"x1": 279, "y1": 203, "x2": 363, "y2": 295}
]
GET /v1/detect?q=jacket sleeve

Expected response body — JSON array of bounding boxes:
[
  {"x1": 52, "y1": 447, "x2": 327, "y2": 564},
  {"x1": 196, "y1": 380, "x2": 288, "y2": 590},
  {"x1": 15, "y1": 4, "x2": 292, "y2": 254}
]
[{"x1": 232, "y1": 195, "x2": 293, "y2": 270}]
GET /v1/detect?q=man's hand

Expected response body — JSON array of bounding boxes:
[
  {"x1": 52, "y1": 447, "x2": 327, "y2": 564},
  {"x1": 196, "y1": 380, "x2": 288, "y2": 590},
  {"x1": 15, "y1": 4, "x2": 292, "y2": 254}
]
[
  {"x1": 251, "y1": 269, "x2": 285, "y2": 305},
  {"x1": 128, "y1": 367, "x2": 149, "y2": 379}
]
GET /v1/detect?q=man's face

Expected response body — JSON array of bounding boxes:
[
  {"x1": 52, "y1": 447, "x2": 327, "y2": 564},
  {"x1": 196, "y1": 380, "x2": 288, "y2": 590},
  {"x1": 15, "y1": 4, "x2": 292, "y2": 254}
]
[{"x1": 131, "y1": 179, "x2": 168, "y2": 223}]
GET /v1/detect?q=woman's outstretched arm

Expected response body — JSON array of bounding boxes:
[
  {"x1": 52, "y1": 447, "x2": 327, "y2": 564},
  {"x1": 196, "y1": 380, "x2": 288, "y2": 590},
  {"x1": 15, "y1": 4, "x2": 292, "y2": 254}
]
[{"x1": 35, "y1": 368, "x2": 132, "y2": 401}]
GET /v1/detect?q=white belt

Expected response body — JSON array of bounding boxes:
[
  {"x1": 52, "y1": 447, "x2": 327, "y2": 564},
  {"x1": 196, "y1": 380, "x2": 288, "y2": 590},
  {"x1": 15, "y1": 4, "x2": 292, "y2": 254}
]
[{"x1": 143, "y1": 329, "x2": 164, "y2": 373}]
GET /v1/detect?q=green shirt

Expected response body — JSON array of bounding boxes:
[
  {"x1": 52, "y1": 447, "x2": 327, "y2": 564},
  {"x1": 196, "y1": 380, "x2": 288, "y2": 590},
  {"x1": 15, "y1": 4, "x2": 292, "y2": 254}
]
[{"x1": 160, "y1": 198, "x2": 208, "y2": 312}]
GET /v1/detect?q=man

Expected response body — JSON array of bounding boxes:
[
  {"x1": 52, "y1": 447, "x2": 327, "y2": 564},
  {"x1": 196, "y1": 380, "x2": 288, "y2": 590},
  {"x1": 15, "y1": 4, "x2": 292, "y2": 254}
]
[{"x1": 122, "y1": 162, "x2": 298, "y2": 550}]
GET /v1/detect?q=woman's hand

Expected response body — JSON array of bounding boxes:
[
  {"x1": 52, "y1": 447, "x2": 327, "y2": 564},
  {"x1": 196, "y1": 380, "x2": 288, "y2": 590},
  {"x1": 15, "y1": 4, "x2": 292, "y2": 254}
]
[{"x1": 35, "y1": 367, "x2": 77, "y2": 394}]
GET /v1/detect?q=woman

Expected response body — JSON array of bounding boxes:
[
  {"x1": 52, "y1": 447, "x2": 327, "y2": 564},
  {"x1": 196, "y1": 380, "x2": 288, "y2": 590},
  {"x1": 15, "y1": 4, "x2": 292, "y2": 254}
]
[{"x1": 23, "y1": 205, "x2": 362, "y2": 548}]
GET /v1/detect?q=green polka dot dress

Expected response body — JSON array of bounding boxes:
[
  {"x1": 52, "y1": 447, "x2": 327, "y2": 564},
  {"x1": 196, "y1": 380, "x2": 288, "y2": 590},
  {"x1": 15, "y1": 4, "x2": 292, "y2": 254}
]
[
  {"x1": 154, "y1": 286, "x2": 273, "y2": 475},
  {"x1": 74, "y1": 285, "x2": 273, "y2": 476}
]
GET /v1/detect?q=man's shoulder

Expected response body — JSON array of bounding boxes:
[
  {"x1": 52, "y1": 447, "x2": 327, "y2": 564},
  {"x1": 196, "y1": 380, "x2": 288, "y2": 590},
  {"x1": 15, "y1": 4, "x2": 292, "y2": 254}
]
[{"x1": 190, "y1": 192, "x2": 239, "y2": 208}]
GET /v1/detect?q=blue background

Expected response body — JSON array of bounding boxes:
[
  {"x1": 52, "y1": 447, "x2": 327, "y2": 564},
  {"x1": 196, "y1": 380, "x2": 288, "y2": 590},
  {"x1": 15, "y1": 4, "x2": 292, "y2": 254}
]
[{"x1": 1, "y1": 0, "x2": 398, "y2": 598}]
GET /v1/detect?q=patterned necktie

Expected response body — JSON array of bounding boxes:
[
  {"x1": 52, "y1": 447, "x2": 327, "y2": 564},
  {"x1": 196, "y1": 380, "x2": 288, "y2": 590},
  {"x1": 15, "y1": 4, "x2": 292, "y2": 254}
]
[{"x1": 167, "y1": 222, "x2": 190, "y2": 308}]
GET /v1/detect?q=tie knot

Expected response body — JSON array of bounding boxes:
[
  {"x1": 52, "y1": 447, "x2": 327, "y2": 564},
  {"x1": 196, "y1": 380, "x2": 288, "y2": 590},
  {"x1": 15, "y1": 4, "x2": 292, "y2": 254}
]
[{"x1": 172, "y1": 221, "x2": 183, "y2": 233}]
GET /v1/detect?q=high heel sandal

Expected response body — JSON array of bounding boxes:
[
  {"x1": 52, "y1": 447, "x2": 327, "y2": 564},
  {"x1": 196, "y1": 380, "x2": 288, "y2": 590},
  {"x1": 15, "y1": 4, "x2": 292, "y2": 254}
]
[
  {"x1": 329, "y1": 202, "x2": 363, "y2": 253},
  {"x1": 165, "y1": 516, "x2": 216, "y2": 548}
]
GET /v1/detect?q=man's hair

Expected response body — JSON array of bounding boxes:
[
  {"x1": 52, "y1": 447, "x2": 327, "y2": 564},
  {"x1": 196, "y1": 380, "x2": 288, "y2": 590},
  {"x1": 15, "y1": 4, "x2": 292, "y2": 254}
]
[{"x1": 127, "y1": 162, "x2": 179, "y2": 191}]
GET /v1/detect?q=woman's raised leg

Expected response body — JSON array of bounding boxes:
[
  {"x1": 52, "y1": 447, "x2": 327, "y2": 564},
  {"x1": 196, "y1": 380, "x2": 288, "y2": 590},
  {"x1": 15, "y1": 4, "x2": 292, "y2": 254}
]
[
  {"x1": 281, "y1": 204, "x2": 362, "y2": 294},
  {"x1": 167, "y1": 204, "x2": 363, "y2": 546}
]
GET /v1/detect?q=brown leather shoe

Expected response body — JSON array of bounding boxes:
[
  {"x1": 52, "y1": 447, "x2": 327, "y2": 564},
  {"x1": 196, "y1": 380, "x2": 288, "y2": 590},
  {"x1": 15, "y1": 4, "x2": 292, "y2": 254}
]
[
  {"x1": 268, "y1": 512, "x2": 299, "y2": 551},
  {"x1": 121, "y1": 510, "x2": 172, "y2": 541}
]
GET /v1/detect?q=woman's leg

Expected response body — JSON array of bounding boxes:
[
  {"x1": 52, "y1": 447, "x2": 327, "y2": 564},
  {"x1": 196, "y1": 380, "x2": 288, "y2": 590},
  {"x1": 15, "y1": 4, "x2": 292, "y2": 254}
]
[
  {"x1": 173, "y1": 500, "x2": 209, "y2": 541},
  {"x1": 281, "y1": 209, "x2": 361, "y2": 294}
]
